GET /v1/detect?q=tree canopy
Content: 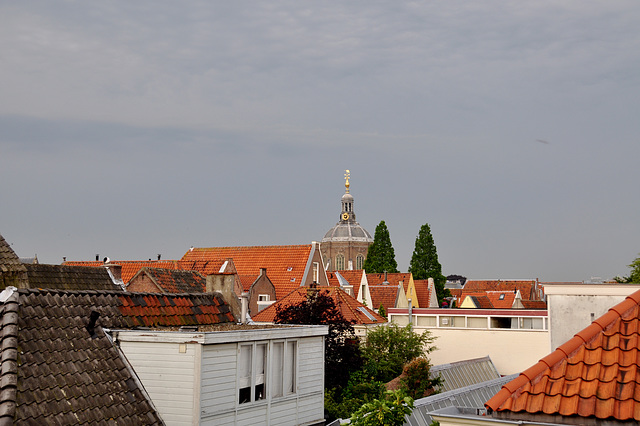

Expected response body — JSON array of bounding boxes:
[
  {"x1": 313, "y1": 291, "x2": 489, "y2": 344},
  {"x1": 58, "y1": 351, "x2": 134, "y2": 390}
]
[
  {"x1": 361, "y1": 323, "x2": 436, "y2": 383},
  {"x1": 364, "y1": 220, "x2": 399, "y2": 273},
  {"x1": 274, "y1": 288, "x2": 362, "y2": 389},
  {"x1": 615, "y1": 253, "x2": 640, "y2": 283},
  {"x1": 408, "y1": 223, "x2": 450, "y2": 304}
]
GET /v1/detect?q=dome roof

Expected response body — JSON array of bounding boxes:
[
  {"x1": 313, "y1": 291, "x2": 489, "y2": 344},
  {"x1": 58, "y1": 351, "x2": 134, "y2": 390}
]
[{"x1": 322, "y1": 221, "x2": 373, "y2": 243}]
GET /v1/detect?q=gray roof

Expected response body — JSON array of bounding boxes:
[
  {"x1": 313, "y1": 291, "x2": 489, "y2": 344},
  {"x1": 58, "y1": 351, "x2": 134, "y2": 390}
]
[
  {"x1": 0, "y1": 234, "x2": 24, "y2": 270},
  {"x1": 405, "y1": 374, "x2": 518, "y2": 426},
  {"x1": 430, "y1": 356, "x2": 502, "y2": 392},
  {"x1": 23, "y1": 263, "x2": 123, "y2": 291},
  {"x1": 322, "y1": 221, "x2": 373, "y2": 242}
]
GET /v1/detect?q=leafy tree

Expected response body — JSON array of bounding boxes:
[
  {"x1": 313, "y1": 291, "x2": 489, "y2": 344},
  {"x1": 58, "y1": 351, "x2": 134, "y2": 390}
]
[
  {"x1": 350, "y1": 390, "x2": 414, "y2": 426},
  {"x1": 628, "y1": 254, "x2": 640, "y2": 283},
  {"x1": 324, "y1": 370, "x2": 385, "y2": 420},
  {"x1": 361, "y1": 323, "x2": 436, "y2": 383},
  {"x1": 377, "y1": 304, "x2": 387, "y2": 319},
  {"x1": 399, "y1": 357, "x2": 442, "y2": 400},
  {"x1": 274, "y1": 288, "x2": 362, "y2": 389},
  {"x1": 364, "y1": 220, "x2": 399, "y2": 273},
  {"x1": 408, "y1": 223, "x2": 450, "y2": 304}
]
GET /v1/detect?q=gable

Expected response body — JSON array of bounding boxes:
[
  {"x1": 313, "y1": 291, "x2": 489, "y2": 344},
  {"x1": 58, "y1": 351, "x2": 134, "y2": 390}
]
[{"x1": 181, "y1": 245, "x2": 315, "y2": 299}]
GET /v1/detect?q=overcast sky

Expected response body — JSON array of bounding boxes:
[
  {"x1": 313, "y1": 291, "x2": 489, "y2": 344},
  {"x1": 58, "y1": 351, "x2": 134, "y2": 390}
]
[{"x1": 2, "y1": 1, "x2": 639, "y2": 282}]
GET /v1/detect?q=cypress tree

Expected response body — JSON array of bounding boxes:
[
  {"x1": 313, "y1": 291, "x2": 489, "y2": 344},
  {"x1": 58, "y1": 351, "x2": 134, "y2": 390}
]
[
  {"x1": 408, "y1": 223, "x2": 449, "y2": 304},
  {"x1": 364, "y1": 220, "x2": 398, "y2": 273}
]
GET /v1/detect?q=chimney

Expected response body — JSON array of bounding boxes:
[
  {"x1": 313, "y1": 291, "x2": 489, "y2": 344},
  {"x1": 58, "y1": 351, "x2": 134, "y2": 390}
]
[
  {"x1": 96, "y1": 254, "x2": 99, "y2": 261},
  {"x1": 206, "y1": 274, "x2": 242, "y2": 322},
  {"x1": 260, "y1": 267, "x2": 267, "y2": 276},
  {"x1": 104, "y1": 264, "x2": 125, "y2": 290},
  {"x1": 157, "y1": 254, "x2": 161, "y2": 261},
  {"x1": 383, "y1": 271, "x2": 388, "y2": 284},
  {"x1": 240, "y1": 292, "x2": 249, "y2": 324}
]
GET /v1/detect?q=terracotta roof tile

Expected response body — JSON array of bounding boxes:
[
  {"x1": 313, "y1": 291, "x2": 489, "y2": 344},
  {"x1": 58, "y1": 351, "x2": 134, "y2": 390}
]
[
  {"x1": 129, "y1": 268, "x2": 207, "y2": 293},
  {"x1": 252, "y1": 286, "x2": 386, "y2": 325},
  {"x1": 413, "y1": 279, "x2": 434, "y2": 308},
  {"x1": 486, "y1": 288, "x2": 640, "y2": 422},
  {"x1": 464, "y1": 280, "x2": 542, "y2": 301},
  {"x1": 64, "y1": 260, "x2": 180, "y2": 283},
  {"x1": 181, "y1": 245, "x2": 314, "y2": 299},
  {"x1": 369, "y1": 284, "x2": 400, "y2": 311}
]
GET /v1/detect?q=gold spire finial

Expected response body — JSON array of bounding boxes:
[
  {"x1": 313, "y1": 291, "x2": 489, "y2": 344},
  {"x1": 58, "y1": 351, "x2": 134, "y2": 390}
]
[{"x1": 344, "y1": 169, "x2": 350, "y2": 193}]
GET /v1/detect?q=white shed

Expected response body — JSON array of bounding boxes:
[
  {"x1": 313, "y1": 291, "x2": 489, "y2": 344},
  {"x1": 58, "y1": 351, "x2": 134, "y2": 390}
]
[{"x1": 111, "y1": 325, "x2": 328, "y2": 426}]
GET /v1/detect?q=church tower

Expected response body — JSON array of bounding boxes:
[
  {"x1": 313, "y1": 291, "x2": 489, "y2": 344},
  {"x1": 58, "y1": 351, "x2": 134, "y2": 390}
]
[{"x1": 321, "y1": 170, "x2": 373, "y2": 271}]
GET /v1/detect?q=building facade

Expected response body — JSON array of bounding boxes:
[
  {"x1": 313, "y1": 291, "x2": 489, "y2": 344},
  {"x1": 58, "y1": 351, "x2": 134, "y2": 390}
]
[{"x1": 321, "y1": 171, "x2": 373, "y2": 271}]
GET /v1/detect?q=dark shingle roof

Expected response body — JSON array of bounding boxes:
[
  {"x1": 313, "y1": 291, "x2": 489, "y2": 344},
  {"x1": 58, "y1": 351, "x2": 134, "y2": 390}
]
[
  {"x1": 132, "y1": 267, "x2": 207, "y2": 293},
  {"x1": 23, "y1": 263, "x2": 122, "y2": 291},
  {"x1": 0, "y1": 287, "x2": 236, "y2": 424},
  {"x1": 0, "y1": 235, "x2": 21, "y2": 267}
]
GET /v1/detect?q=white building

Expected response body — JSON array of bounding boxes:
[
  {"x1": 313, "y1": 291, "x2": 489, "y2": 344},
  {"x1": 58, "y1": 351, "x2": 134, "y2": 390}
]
[{"x1": 112, "y1": 325, "x2": 328, "y2": 426}]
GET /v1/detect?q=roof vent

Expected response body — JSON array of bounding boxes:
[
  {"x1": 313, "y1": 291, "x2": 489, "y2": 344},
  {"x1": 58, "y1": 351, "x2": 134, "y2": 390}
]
[{"x1": 179, "y1": 326, "x2": 198, "y2": 332}]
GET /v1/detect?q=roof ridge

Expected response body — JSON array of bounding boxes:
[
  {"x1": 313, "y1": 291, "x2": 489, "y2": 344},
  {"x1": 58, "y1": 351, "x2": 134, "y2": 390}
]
[{"x1": 485, "y1": 288, "x2": 640, "y2": 420}]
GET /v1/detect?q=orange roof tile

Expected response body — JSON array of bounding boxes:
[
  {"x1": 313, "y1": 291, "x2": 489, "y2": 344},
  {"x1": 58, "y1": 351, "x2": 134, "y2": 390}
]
[
  {"x1": 181, "y1": 245, "x2": 313, "y2": 299},
  {"x1": 367, "y1": 272, "x2": 412, "y2": 288},
  {"x1": 252, "y1": 286, "x2": 386, "y2": 325},
  {"x1": 485, "y1": 288, "x2": 640, "y2": 422},
  {"x1": 369, "y1": 285, "x2": 400, "y2": 312},
  {"x1": 413, "y1": 280, "x2": 433, "y2": 308},
  {"x1": 464, "y1": 280, "x2": 541, "y2": 301}
]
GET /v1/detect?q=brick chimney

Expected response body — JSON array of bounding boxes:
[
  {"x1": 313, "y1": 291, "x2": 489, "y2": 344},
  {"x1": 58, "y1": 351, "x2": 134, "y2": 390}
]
[{"x1": 206, "y1": 274, "x2": 242, "y2": 322}]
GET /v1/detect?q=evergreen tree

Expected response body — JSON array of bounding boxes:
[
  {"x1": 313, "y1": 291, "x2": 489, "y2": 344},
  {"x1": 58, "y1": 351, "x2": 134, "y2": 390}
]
[
  {"x1": 408, "y1": 223, "x2": 449, "y2": 304},
  {"x1": 364, "y1": 220, "x2": 398, "y2": 273}
]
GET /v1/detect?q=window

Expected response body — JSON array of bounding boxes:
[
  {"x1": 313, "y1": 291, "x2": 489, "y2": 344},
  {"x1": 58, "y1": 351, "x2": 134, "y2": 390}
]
[
  {"x1": 499, "y1": 293, "x2": 505, "y2": 300},
  {"x1": 313, "y1": 262, "x2": 319, "y2": 282},
  {"x1": 272, "y1": 340, "x2": 297, "y2": 398},
  {"x1": 336, "y1": 254, "x2": 345, "y2": 270},
  {"x1": 356, "y1": 254, "x2": 364, "y2": 270},
  {"x1": 238, "y1": 343, "x2": 267, "y2": 404},
  {"x1": 258, "y1": 294, "x2": 270, "y2": 302}
]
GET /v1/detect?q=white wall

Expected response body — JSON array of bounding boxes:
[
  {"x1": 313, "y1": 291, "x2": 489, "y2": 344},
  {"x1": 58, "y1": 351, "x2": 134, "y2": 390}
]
[
  {"x1": 119, "y1": 341, "x2": 198, "y2": 426},
  {"x1": 544, "y1": 283, "x2": 640, "y2": 350}
]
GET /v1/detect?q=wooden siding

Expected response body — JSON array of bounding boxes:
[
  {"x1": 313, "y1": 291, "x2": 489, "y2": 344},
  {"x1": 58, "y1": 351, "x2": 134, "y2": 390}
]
[
  {"x1": 119, "y1": 341, "x2": 197, "y2": 426},
  {"x1": 199, "y1": 336, "x2": 325, "y2": 425}
]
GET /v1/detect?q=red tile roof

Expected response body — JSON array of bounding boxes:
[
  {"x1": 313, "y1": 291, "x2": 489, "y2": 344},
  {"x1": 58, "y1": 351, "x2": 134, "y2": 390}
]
[
  {"x1": 464, "y1": 280, "x2": 541, "y2": 301},
  {"x1": 369, "y1": 285, "x2": 400, "y2": 312},
  {"x1": 485, "y1": 289, "x2": 640, "y2": 422},
  {"x1": 367, "y1": 272, "x2": 412, "y2": 287},
  {"x1": 252, "y1": 286, "x2": 386, "y2": 325},
  {"x1": 520, "y1": 300, "x2": 547, "y2": 309},
  {"x1": 181, "y1": 245, "x2": 313, "y2": 299},
  {"x1": 413, "y1": 280, "x2": 433, "y2": 308},
  {"x1": 336, "y1": 270, "x2": 365, "y2": 297},
  {"x1": 461, "y1": 291, "x2": 517, "y2": 309}
]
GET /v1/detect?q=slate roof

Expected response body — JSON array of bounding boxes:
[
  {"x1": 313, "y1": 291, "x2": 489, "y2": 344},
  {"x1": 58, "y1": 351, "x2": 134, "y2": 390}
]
[
  {"x1": 0, "y1": 235, "x2": 22, "y2": 268},
  {"x1": 129, "y1": 267, "x2": 206, "y2": 293},
  {"x1": 0, "y1": 287, "x2": 235, "y2": 424},
  {"x1": 64, "y1": 260, "x2": 181, "y2": 283},
  {"x1": 251, "y1": 286, "x2": 386, "y2": 325},
  {"x1": 181, "y1": 245, "x2": 314, "y2": 299},
  {"x1": 485, "y1": 288, "x2": 640, "y2": 423},
  {"x1": 23, "y1": 263, "x2": 122, "y2": 291}
]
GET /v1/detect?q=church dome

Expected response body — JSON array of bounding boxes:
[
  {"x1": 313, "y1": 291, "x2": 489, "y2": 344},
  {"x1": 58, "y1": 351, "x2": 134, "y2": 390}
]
[{"x1": 322, "y1": 222, "x2": 373, "y2": 242}]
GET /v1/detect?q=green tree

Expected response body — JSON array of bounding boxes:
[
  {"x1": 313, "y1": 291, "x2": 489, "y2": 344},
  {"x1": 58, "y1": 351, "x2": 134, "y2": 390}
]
[
  {"x1": 350, "y1": 390, "x2": 414, "y2": 426},
  {"x1": 364, "y1": 220, "x2": 399, "y2": 273},
  {"x1": 628, "y1": 254, "x2": 640, "y2": 283},
  {"x1": 274, "y1": 288, "x2": 362, "y2": 389},
  {"x1": 399, "y1": 357, "x2": 442, "y2": 399},
  {"x1": 361, "y1": 323, "x2": 436, "y2": 383},
  {"x1": 615, "y1": 253, "x2": 640, "y2": 283},
  {"x1": 408, "y1": 223, "x2": 450, "y2": 305}
]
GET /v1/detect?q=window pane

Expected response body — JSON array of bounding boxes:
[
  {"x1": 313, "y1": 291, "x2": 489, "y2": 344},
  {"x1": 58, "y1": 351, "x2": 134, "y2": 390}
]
[
  {"x1": 272, "y1": 342, "x2": 284, "y2": 397},
  {"x1": 285, "y1": 341, "x2": 297, "y2": 394},
  {"x1": 255, "y1": 344, "x2": 267, "y2": 400},
  {"x1": 238, "y1": 345, "x2": 252, "y2": 404}
]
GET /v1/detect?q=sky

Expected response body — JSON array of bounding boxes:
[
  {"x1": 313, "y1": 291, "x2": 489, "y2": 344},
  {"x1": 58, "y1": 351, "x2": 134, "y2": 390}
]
[{"x1": 1, "y1": 1, "x2": 639, "y2": 282}]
